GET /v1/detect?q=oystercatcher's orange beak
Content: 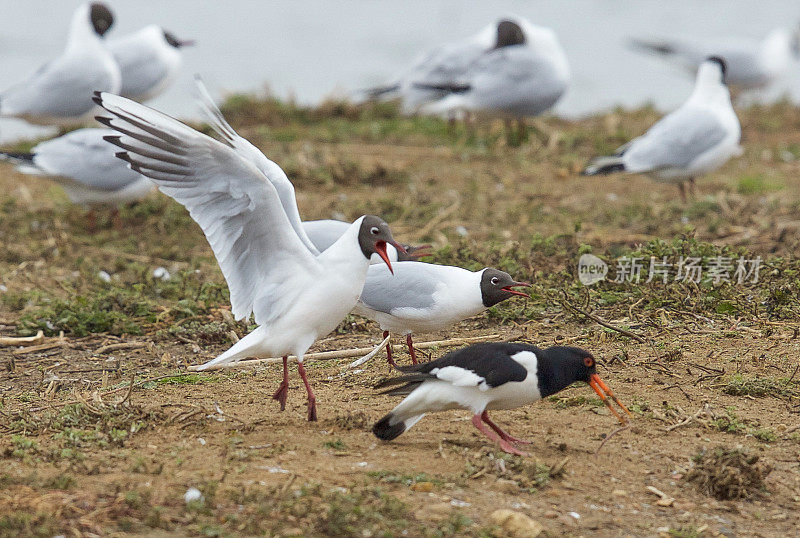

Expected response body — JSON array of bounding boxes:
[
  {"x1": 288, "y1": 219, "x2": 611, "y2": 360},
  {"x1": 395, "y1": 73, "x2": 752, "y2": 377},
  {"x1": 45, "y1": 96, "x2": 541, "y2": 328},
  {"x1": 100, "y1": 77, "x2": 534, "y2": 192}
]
[
  {"x1": 589, "y1": 374, "x2": 632, "y2": 424},
  {"x1": 502, "y1": 281, "x2": 531, "y2": 298}
]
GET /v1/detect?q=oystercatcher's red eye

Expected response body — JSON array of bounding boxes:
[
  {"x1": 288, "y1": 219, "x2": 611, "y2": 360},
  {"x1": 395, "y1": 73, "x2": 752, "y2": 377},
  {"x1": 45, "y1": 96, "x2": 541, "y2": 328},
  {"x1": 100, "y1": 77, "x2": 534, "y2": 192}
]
[{"x1": 583, "y1": 357, "x2": 594, "y2": 367}]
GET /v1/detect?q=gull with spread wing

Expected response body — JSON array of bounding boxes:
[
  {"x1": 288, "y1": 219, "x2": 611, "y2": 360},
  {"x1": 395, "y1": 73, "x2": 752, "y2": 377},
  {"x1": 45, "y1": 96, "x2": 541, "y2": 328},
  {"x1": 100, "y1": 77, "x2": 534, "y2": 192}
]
[{"x1": 94, "y1": 83, "x2": 404, "y2": 421}]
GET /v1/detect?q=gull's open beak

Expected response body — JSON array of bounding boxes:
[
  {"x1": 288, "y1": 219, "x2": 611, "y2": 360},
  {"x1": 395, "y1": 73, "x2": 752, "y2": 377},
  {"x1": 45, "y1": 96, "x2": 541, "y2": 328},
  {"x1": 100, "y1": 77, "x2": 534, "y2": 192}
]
[
  {"x1": 400, "y1": 244, "x2": 432, "y2": 261},
  {"x1": 375, "y1": 241, "x2": 394, "y2": 274},
  {"x1": 502, "y1": 281, "x2": 531, "y2": 298},
  {"x1": 589, "y1": 373, "x2": 632, "y2": 424}
]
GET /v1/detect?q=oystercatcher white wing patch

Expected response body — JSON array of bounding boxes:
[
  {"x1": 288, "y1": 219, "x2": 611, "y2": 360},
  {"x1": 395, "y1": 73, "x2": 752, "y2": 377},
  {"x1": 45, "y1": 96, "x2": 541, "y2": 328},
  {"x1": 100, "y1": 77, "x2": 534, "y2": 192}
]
[{"x1": 430, "y1": 366, "x2": 488, "y2": 389}]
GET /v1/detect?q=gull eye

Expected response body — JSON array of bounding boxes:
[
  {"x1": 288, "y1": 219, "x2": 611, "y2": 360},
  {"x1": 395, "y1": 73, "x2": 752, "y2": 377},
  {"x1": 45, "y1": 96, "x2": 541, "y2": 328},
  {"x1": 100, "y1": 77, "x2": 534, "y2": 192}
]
[
  {"x1": 491, "y1": 276, "x2": 499, "y2": 285},
  {"x1": 370, "y1": 226, "x2": 380, "y2": 235},
  {"x1": 583, "y1": 357, "x2": 594, "y2": 367}
]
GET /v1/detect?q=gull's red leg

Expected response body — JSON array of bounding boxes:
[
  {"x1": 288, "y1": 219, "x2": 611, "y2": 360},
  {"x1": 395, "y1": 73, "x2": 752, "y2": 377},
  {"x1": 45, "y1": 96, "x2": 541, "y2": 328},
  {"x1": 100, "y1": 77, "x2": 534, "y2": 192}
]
[
  {"x1": 481, "y1": 410, "x2": 532, "y2": 445},
  {"x1": 471, "y1": 414, "x2": 529, "y2": 456},
  {"x1": 407, "y1": 334, "x2": 418, "y2": 364},
  {"x1": 297, "y1": 361, "x2": 317, "y2": 422},
  {"x1": 271, "y1": 356, "x2": 289, "y2": 411},
  {"x1": 384, "y1": 331, "x2": 396, "y2": 367}
]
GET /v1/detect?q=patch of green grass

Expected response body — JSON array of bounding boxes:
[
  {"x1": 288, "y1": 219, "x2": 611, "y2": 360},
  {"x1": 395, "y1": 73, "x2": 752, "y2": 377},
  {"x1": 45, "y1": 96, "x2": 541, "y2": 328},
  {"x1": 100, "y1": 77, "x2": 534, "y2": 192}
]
[
  {"x1": 722, "y1": 375, "x2": 798, "y2": 401},
  {"x1": 367, "y1": 470, "x2": 444, "y2": 486},
  {"x1": 548, "y1": 395, "x2": 604, "y2": 409},
  {"x1": 737, "y1": 174, "x2": 782, "y2": 195},
  {"x1": 323, "y1": 438, "x2": 348, "y2": 451}
]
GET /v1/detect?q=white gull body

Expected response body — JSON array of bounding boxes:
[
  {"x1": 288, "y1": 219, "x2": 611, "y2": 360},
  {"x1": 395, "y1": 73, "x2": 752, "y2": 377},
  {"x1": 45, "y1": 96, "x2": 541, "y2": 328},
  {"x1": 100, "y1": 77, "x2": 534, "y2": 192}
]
[
  {"x1": 584, "y1": 59, "x2": 741, "y2": 191},
  {"x1": 108, "y1": 25, "x2": 191, "y2": 102},
  {"x1": 0, "y1": 128, "x2": 153, "y2": 206},
  {"x1": 0, "y1": 3, "x2": 120, "y2": 125}
]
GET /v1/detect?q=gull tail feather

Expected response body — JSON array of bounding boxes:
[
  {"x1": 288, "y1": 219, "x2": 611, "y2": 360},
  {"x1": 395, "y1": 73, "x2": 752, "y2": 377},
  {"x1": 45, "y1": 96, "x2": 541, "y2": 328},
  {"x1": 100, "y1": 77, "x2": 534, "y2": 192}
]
[
  {"x1": 194, "y1": 326, "x2": 267, "y2": 371},
  {"x1": 362, "y1": 83, "x2": 401, "y2": 100},
  {"x1": 582, "y1": 156, "x2": 626, "y2": 176}
]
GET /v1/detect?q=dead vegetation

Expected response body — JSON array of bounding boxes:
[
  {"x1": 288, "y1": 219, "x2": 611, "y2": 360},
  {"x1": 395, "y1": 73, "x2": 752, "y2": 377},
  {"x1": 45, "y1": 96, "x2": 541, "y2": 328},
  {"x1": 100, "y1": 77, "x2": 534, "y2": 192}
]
[{"x1": 1, "y1": 98, "x2": 800, "y2": 535}]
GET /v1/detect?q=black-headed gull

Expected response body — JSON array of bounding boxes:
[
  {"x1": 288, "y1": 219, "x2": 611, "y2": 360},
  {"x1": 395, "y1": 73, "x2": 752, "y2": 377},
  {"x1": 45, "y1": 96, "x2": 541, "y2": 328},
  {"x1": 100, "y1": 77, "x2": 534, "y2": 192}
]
[
  {"x1": 583, "y1": 57, "x2": 741, "y2": 202},
  {"x1": 374, "y1": 343, "x2": 631, "y2": 455},
  {"x1": 302, "y1": 219, "x2": 430, "y2": 264},
  {"x1": 94, "y1": 88, "x2": 404, "y2": 421},
  {"x1": 0, "y1": 128, "x2": 153, "y2": 206},
  {"x1": 0, "y1": 2, "x2": 120, "y2": 125},
  {"x1": 353, "y1": 262, "x2": 529, "y2": 365},
  {"x1": 108, "y1": 25, "x2": 194, "y2": 102},
  {"x1": 414, "y1": 19, "x2": 569, "y2": 121},
  {"x1": 631, "y1": 26, "x2": 800, "y2": 90},
  {"x1": 366, "y1": 16, "x2": 567, "y2": 116}
]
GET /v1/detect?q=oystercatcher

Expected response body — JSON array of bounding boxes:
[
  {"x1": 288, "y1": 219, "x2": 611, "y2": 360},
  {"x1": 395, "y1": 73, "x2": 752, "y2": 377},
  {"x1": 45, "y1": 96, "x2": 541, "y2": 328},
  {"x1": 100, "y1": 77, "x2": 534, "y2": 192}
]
[{"x1": 373, "y1": 343, "x2": 630, "y2": 455}]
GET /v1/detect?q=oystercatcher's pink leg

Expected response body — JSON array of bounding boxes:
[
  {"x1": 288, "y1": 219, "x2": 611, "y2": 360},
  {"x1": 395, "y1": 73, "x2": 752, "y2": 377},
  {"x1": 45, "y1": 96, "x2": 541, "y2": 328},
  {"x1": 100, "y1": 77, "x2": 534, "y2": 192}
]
[
  {"x1": 481, "y1": 410, "x2": 532, "y2": 445},
  {"x1": 407, "y1": 334, "x2": 418, "y2": 364},
  {"x1": 471, "y1": 414, "x2": 529, "y2": 456},
  {"x1": 297, "y1": 361, "x2": 317, "y2": 421},
  {"x1": 271, "y1": 356, "x2": 289, "y2": 411},
  {"x1": 384, "y1": 331, "x2": 396, "y2": 366}
]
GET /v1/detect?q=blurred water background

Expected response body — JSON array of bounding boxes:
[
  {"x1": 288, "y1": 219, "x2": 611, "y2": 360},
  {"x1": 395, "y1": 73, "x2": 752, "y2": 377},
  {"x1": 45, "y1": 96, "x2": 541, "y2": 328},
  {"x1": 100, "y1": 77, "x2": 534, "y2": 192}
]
[{"x1": 1, "y1": 0, "x2": 798, "y2": 142}]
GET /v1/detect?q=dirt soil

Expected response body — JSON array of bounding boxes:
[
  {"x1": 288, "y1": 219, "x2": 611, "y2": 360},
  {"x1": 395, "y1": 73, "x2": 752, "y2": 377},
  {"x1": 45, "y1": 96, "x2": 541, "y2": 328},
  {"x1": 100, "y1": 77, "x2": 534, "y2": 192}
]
[{"x1": 1, "y1": 101, "x2": 800, "y2": 537}]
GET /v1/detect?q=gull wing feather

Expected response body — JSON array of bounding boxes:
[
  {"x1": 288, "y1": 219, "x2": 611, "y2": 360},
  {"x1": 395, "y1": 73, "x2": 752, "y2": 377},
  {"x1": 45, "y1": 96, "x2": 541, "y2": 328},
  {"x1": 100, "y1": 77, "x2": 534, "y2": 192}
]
[{"x1": 94, "y1": 92, "x2": 320, "y2": 325}]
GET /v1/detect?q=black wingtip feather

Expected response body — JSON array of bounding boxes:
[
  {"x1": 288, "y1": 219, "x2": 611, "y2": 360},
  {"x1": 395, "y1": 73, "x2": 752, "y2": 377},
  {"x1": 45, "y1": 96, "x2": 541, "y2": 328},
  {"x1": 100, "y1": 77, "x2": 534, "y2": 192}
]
[
  {"x1": 95, "y1": 116, "x2": 113, "y2": 127},
  {"x1": 373, "y1": 413, "x2": 406, "y2": 441},
  {"x1": 115, "y1": 151, "x2": 133, "y2": 163}
]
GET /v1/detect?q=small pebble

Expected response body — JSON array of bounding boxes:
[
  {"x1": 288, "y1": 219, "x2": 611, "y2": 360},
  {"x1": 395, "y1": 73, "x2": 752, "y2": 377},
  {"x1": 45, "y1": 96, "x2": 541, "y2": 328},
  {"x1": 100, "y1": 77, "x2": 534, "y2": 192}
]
[
  {"x1": 153, "y1": 267, "x2": 170, "y2": 281},
  {"x1": 184, "y1": 487, "x2": 203, "y2": 504},
  {"x1": 98, "y1": 270, "x2": 111, "y2": 283}
]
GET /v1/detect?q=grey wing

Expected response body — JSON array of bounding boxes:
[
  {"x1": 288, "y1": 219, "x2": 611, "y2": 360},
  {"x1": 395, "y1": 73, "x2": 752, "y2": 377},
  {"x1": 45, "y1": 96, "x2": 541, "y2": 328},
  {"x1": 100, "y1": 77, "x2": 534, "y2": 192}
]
[
  {"x1": 465, "y1": 48, "x2": 567, "y2": 115},
  {"x1": 95, "y1": 92, "x2": 321, "y2": 324},
  {"x1": 31, "y1": 128, "x2": 143, "y2": 190},
  {"x1": 111, "y1": 42, "x2": 169, "y2": 100},
  {"x1": 2, "y1": 54, "x2": 115, "y2": 118},
  {"x1": 302, "y1": 220, "x2": 350, "y2": 252},
  {"x1": 624, "y1": 108, "x2": 728, "y2": 171},
  {"x1": 359, "y1": 262, "x2": 439, "y2": 314}
]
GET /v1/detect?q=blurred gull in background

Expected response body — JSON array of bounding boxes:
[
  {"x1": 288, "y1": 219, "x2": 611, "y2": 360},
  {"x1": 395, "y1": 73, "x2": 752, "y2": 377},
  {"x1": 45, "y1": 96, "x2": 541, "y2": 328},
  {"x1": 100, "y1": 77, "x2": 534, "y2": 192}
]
[
  {"x1": 0, "y1": 2, "x2": 120, "y2": 126},
  {"x1": 630, "y1": 24, "x2": 800, "y2": 90},
  {"x1": 108, "y1": 24, "x2": 195, "y2": 102},
  {"x1": 583, "y1": 57, "x2": 742, "y2": 202}
]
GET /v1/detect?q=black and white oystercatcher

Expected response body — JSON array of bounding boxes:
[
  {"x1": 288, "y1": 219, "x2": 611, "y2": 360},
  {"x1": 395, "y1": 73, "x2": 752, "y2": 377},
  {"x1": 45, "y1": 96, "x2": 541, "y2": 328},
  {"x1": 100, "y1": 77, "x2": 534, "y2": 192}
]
[
  {"x1": 94, "y1": 89, "x2": 404, "y2": 421},
  {"x1": 373, "y1": 343, "x2": 630, "y2": 455}
]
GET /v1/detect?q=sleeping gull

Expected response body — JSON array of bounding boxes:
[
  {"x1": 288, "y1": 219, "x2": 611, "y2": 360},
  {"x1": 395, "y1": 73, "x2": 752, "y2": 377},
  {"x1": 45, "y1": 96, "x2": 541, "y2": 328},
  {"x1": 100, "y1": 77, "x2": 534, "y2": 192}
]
[
  {"x1": 94, "y1": 86, "x2": 404, "y2": 421},
  {"x1": 0, "y1": 128, "x2": 153, "y2": 208},
  {"x1": 583, "y1": 57, "x2": 741, "y2": 202}
]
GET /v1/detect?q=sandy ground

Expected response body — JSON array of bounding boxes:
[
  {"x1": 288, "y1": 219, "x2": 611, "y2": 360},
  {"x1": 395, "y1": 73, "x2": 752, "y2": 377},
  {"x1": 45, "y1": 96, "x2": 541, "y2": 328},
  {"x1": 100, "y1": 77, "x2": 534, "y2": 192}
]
[{"x1": 1, "y1": 103, "x2": 800, "y2": 536}]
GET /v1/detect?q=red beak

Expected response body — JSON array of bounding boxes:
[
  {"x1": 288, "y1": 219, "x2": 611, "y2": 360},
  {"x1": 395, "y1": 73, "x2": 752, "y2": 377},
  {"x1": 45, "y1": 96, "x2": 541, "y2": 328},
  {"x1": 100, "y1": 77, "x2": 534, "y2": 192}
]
[
  {"x1": 502, "y1": 281, "x2": 531, "y2": 298},
  {"x1": 375, "y1": 241, "x2": 394, "y2": 274},
  {"x1": 589, "y1": 373, "x2": 632, "y2": 424}
]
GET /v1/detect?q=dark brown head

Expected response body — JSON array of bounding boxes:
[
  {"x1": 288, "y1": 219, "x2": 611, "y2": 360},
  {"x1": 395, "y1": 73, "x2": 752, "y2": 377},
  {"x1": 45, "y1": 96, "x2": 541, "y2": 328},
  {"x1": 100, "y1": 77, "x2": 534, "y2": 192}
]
[
  {"x1": 163, "y1": 30, "x2": 195, "y2": 48},
  {"x1": 479, "y1": 268, "x2": 530, "y2": 307},
  {"x1": 495, "y1": 20, "x2": 525, "y2": 49},
  {"x1": 705, "y1": 56, "x2": 728, "y2": 85},
  {"x1": 90, "y1": 2, "x2": 114, "y2": 37},
  {"x1": 357, "y1": 216, "x2": 405, "y2": 273}
]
